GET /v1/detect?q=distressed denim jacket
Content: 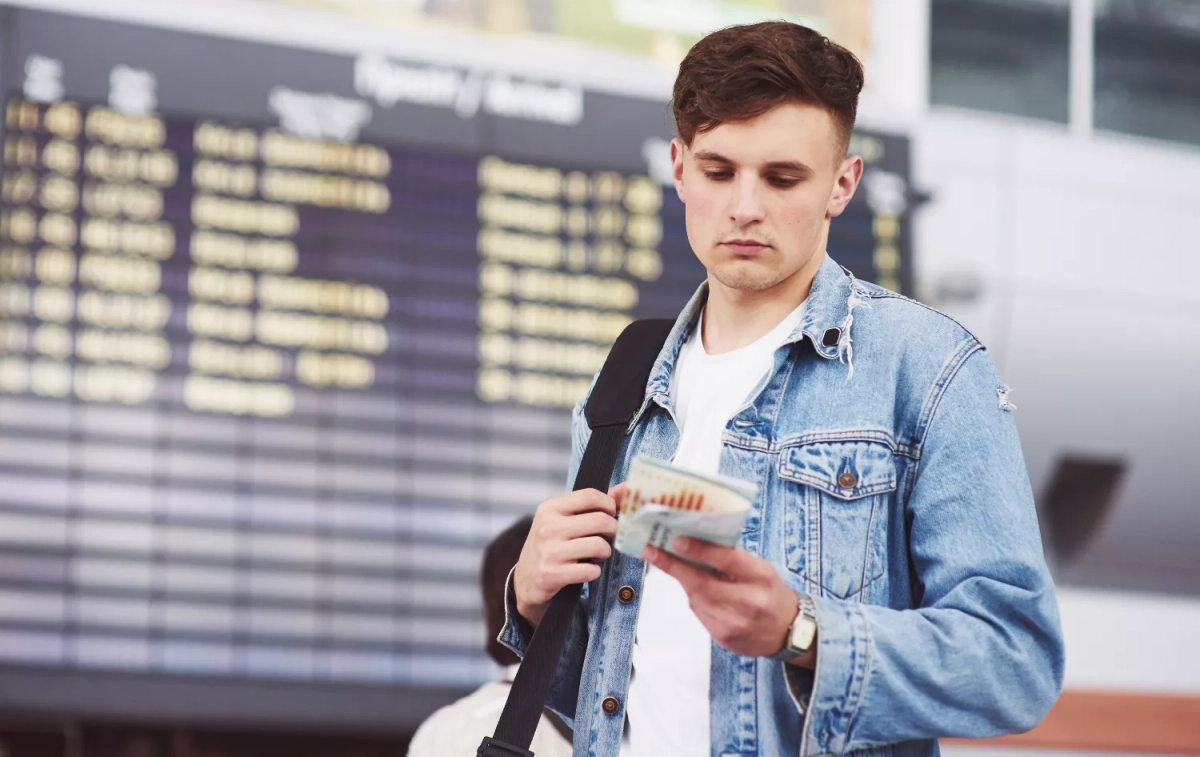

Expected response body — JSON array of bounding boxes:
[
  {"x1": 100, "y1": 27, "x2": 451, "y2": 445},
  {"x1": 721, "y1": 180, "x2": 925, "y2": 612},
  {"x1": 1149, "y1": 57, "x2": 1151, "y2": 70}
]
[{"x1": 500, "y1": 254, "x2": 1065, "y2": 757}]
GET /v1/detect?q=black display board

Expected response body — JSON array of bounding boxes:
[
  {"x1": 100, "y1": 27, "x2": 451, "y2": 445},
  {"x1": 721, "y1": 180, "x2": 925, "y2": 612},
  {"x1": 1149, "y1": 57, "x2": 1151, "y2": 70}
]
[{"x1": 0, "y1": 6, "x2": 912, "y2": 728}]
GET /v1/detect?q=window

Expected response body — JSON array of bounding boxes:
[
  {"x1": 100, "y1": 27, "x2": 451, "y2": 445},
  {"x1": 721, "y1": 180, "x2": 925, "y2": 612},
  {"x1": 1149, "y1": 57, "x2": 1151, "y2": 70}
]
[
  {"x1": 1094, "y1": 0, "x2": 1200, "y2": 147},
  {"x1": 1038, "y1": 456, "x2": 1126, "y2": 569},
  {"x1": 930, "y1": 0, "x2": 1071, "y2": 123}
]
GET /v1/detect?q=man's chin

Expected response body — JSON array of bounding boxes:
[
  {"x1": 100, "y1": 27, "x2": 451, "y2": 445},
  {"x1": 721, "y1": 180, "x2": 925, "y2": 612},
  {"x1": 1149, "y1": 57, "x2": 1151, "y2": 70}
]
[{"x1": 709, "y1": 261, "x2": 783, "y2": 292}]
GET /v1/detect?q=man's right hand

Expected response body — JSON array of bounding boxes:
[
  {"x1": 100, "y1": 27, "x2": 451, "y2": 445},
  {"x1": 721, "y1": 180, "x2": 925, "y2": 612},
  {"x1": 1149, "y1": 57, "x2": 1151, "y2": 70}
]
[{"x1": 512, "y1": 484, "x2": 626, "y2": 628}]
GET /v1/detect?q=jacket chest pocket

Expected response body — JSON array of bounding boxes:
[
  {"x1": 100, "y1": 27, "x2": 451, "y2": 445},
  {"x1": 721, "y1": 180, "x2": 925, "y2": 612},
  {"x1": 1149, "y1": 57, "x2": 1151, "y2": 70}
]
[{"x1": 778, "y1": 439, "x2": 896, "y2": 601}]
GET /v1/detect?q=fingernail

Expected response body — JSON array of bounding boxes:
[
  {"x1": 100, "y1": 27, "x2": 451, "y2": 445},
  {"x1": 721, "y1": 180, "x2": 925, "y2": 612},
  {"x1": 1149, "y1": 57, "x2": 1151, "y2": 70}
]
[
  {"x1": 641, "y1": 546, "x2": 655, "y2": 563},
  {"x1": 674, "y1": 536, "x2": 690, "y2": 553}
]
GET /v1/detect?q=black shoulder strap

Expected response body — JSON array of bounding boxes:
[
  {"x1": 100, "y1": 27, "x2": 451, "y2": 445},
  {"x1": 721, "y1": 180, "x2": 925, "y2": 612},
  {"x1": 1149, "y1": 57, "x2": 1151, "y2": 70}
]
[{"x1": 478, "y1": 318, "x2": 674, "y2": 757}]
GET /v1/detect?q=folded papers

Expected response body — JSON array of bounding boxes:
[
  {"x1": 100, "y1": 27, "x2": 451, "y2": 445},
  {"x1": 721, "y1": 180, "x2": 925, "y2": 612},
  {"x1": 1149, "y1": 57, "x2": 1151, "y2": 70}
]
[{"x1": 614, "y1": 456, "x2": 756, "y2": 574}]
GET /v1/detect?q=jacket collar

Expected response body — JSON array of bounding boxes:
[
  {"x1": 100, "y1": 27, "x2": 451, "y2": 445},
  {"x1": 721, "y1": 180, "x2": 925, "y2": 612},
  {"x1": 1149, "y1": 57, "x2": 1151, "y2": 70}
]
[{"x1": 642, "y1": 253, "x2": 859, "y2": 406}]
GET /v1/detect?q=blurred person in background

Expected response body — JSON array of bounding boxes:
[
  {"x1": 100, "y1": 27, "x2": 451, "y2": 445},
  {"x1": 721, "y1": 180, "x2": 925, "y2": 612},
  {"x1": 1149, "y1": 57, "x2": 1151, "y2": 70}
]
[
  {"x1": 407, "y1": 516, "x2": 571, "y2": 757},
  {"x1": 501, "y1": 20, "x2": 1064, "y2": 757}
]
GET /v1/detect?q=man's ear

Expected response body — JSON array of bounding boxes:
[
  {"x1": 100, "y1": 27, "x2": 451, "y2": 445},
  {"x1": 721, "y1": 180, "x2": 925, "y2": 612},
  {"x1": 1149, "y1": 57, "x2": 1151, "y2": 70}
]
[
  {"x1": 827, "y1": 155, "x2": 863, "y2": 218},
  {"x1": 670, "y1": 137, "x2": 687, "y2": 202}
]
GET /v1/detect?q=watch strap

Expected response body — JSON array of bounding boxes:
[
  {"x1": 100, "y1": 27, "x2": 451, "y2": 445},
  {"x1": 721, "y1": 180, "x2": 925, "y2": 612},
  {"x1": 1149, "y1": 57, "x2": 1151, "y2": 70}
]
[{"x1": 770, "y1": 592, "x2": 817, "y2": 662}]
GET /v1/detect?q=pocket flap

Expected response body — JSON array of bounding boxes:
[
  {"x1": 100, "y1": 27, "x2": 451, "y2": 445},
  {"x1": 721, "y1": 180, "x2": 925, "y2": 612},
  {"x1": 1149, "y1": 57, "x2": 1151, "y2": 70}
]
[{"x1": 778, "y1": 440, "x2": 897, "y2": 500}]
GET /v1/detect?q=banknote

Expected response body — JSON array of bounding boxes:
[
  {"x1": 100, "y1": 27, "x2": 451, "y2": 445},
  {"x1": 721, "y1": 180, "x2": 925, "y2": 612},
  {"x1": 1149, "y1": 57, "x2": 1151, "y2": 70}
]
[{"x1": 614, "y1": 456, "x2": 757, "y2": 574}]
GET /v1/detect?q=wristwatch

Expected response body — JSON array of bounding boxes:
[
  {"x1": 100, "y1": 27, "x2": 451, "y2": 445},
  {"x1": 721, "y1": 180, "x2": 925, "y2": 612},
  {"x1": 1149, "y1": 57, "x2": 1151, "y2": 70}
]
[{"x1": 770, "y1": 592, "x2": 818, "y2": 663}]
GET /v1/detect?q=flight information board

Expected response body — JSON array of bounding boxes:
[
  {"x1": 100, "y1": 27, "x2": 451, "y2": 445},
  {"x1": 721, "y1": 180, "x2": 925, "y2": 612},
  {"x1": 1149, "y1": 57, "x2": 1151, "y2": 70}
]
[{"x1": 0, "y1": 6, "x2": 912, "y2": 729}]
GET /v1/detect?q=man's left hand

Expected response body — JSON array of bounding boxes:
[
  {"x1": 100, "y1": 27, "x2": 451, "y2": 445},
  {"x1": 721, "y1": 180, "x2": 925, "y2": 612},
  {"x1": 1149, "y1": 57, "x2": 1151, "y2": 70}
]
[{"x1": 643, "y1": 537, "x2": 814, "y2": 668}]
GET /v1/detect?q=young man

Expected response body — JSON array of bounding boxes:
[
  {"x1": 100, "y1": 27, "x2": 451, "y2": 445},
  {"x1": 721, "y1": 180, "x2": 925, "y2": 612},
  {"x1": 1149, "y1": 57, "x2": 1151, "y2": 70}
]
[{"x1": 502, "y1": 21, "x2": 1064, "y2": 757}]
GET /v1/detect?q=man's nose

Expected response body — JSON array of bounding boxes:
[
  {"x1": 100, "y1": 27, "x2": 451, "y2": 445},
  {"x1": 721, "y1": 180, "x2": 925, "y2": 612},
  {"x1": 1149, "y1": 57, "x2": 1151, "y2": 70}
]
[{"x1": 730, "y1": 176, "x2": 765, "y2": 225}]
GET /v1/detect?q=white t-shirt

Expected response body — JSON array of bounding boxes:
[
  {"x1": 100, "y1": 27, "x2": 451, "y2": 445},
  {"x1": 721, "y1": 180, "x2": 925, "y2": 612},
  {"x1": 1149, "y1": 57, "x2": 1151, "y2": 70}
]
[{"x1": 620, "y1": 300, "x2": 806, "y2": 757}]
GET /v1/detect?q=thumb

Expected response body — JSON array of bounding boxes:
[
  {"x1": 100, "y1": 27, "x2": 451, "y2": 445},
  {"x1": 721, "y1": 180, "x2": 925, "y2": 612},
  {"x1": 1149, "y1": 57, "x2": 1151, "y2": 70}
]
[{"x1": 608, "y1": 482, "x2": 630, "y2": 513}]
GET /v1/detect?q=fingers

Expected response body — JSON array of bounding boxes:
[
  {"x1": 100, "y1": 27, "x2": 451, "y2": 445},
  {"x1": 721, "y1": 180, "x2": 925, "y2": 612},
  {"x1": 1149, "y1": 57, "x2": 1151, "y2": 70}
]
[
  {"x1": 553, "y1": 488, "x2": 617, "y2": 517},
  {"x1": 516, "y1": 488, "x2": 620, "y2": 612},
  {"x1": 643, "y1": 541, "x2": 800, "y2": 658},
  {"x1": 672, "y1": 537, "x2": 745, "y2": 575},
  {"x1": 643, "y1": 545, "x2": 718, "y2": 594},
  {"x1": 643, "y1": 542, "x2": 749, "y2": 604},
  {"x1": 515, "y1": 559, "x2": 600, "y2": 626},
  {"x1": 559, "y1": 562, "x2": 603, "y2": 586},
  {"x1": 608, "y1": 482, "x2": 630, "y2": 510},
  {"x1": 555, "y1": 535, "x2": 613, "y2": 563},
  {"x1": 516, "y1": 537, "x2": 606, "y2": 611},
  {"x1": 515, "y1": 479, "x2": 634, "y2": 615},
  {"x1": 558, "y1": 510, "x2": 618, "y2": 540},
  {"x1": 528, "y1": 548, "x2": 605, "y2": 589}
]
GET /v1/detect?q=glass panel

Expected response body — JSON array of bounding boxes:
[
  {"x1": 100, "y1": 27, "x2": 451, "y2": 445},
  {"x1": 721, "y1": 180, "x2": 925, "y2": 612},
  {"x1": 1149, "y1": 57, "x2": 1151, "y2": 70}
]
[
  {"x1": 931, "y1": 0, "x2": 1071, "y2": 122},
  {"x1": 1094, "y1": 0, "x2": 1200, "y2": 147}
]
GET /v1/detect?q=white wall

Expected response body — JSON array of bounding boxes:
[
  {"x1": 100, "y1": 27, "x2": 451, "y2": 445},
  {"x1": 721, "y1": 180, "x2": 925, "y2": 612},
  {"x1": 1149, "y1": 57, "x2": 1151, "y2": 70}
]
[
  {"x1": 913, "y1": 109, "x2": 1200, "y2": 581},
  {"x1": 913, "y1": 109, "x2": 1200, "y2": 696}
]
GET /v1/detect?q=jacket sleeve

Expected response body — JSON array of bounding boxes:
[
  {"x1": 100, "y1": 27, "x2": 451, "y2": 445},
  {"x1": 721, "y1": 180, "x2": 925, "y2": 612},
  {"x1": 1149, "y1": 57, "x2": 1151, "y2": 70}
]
[
  {"x1": 794, "y1": 345, "x2": 1065, "y2": 756},
  {"x1": 495, "y1": 394, "x2": 593, "y2": 726}
]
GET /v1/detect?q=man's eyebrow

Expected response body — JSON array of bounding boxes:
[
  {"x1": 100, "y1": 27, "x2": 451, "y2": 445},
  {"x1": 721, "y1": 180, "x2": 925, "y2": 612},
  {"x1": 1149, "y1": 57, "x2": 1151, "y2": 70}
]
[
  {"x1": 763, "y1": 160, "x2": 813, "y2": 175},
  {"x1": 692, "y1": 150, "x2": 813, "y2": 175},
  {"x1": 693, "y1": 150, "x2": 734, "y2": 164}
]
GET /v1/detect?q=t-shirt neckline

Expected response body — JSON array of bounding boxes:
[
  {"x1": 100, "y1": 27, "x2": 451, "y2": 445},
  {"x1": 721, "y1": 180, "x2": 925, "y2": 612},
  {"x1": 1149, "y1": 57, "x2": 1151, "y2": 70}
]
[{"x1": 694, "y1": 300, "x2": 807, "y2": 361}]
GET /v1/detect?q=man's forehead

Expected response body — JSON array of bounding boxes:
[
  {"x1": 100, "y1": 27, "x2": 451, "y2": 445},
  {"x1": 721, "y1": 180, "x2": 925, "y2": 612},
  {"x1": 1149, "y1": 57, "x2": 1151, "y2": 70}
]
[{"x1": 688, "y1": 102, "x2": 838, "y2": 165}]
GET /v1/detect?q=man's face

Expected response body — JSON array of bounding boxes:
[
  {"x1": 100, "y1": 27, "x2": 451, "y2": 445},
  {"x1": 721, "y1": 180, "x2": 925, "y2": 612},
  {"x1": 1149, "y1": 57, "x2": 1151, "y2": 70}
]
[{"x1": 671, "y1": 102, "x2": 862, "y2": 294}]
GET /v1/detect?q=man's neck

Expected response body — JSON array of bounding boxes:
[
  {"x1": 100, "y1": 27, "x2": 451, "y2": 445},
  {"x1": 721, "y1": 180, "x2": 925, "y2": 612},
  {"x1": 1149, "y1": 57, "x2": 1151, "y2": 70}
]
[{"x1": 701, "y1": 250, "x2": 824, "y2": 355}]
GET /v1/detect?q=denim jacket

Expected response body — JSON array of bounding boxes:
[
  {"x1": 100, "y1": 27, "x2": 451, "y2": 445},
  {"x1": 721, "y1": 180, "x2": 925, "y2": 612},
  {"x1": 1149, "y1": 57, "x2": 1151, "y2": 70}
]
[{"x1": 500, "y1": 254, "x2": 1065, "y2": 757}]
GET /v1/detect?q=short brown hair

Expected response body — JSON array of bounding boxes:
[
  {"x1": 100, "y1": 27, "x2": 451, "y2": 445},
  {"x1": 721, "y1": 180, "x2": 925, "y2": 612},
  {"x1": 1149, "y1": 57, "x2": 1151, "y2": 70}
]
[
  {"x1": 482, "y1": 516, "x2": 532, "y2": 666},
  {"x1": 672, "y1": 21, "x2": 864, "y2": 151}
]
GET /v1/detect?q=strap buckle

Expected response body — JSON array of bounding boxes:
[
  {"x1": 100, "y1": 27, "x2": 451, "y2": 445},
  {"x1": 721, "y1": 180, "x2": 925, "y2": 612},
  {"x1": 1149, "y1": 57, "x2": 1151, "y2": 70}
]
[{"x1": 476, "y1": 736, "x2": 535, "y2": 757}]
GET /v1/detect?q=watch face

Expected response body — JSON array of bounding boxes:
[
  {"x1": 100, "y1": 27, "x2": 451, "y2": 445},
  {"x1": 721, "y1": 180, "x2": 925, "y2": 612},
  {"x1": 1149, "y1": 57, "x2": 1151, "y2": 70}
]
[{"x1": 790, "y1": 617, "x2": 818, "y2": 652}]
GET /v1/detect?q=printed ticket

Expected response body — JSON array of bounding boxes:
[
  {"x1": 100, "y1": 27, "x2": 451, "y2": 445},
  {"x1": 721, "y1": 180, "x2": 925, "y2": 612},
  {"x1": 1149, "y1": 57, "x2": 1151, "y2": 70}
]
[{"x1": 614, "y1": 456, "x2": 756, "y2": 571}]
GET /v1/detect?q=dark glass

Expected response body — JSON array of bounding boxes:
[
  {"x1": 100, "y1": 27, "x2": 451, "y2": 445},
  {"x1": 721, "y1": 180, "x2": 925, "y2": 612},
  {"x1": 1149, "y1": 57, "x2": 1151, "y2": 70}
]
[
  {"x1": 1095, "y1": 0, "x2": 1200, "y2": 147},
  {"x1": 930, "y1": 0, "x2": 1071, "y2": 123}
]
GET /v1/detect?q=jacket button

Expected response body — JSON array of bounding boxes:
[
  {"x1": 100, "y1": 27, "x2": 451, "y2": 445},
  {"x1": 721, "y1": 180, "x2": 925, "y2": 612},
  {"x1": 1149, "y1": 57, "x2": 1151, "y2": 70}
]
[
  {"x1": 602, "y1": 696, "x2": 621, "y2": 715},
  {"x1": 837, "y1": 471, "x2": 857, "y2": 489},
  {"x1": 617, "y1": 585, "x2": 636, "y2": 604}
]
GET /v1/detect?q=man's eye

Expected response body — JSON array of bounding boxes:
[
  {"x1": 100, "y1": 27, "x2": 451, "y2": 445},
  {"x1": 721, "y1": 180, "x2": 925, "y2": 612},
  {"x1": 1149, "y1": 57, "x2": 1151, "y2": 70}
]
[
  {"x1": 768, "y1": 176, "x2": 800, "y2": 188},
  {"x1": 703, "y1": 171, "x2": 732, "y2": 181}
]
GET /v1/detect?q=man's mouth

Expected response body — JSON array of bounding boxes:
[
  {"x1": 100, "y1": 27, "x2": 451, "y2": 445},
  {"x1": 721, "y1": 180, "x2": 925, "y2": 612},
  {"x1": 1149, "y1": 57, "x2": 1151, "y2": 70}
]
[{"x1": 720, "y1": 239, "x2": 771, "y2": 255}]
